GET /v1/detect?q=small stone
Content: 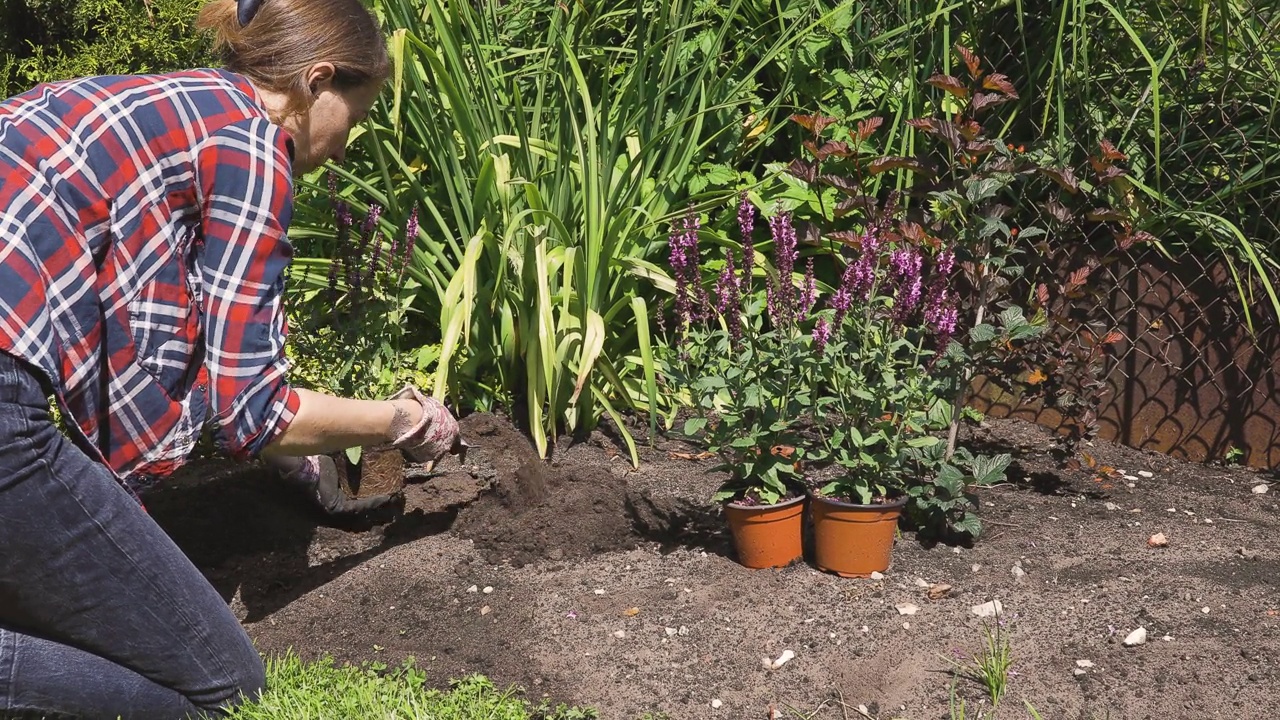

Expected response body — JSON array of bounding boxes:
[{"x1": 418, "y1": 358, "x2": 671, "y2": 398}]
[
  {"x1": 1123, "y1": 627, "x2": 1147, "y2": 646},
  {"x1": 466, "y1": 585, "x2": 478, "y2": 593},
  {"x1": 1076, "y1": 659, "x2": 1095, "y2": 668},
  {"x1": 953, "y1": 546, "x2": 962, "y2": 554},
  {"x1": 1148, "y1": 532, "x2": 1168, "y2": 548},
  {"x1": 902, "y1": 621, "x2": 911, "y2": 629},
  {"x1": 766, "y1": 649, "x2": 795, "y2": 670},
  {"x1": 1105, "y1": 502, "x2": 1119, "y2": 511},
  {"x1": 1073, "y1": 668, "x2": 1087, "y2": 676},
  {"x1": 482, "y1": 586, "x2": 494, "y2": 594},
  {"x1": 480, "y1": 605, "x2": 492, "y2": 616},
  {"x1": 1252, "y1": 484, "x2": 1269, "y2": 495},
  {"x1": 1012, "y1": 564, "x2": 1027, "y2": 581},
  {"x1": 678, "y1": 626, "x2": 689, "y2": 636},
  {"x1": 1124, "y1": 474, "x2": 1139, "y2": 481},
  {"x1": 869, "y1": 571, "x2": 885, "y2": 580},
  {"x1": 928, "y1": 583, "x2": 954, "y2": 600},
  {"x1": 971, "y1": 600, "x2": 1003, "y2": 618},
  {"x1": 914, "y1": 577, "x2": 931, "y2": 588},
  {"x1": 1162, "y1": 635, "x2": 1174, "y2": 641},
  {"x1": 593, "y1": 588, "x2": 606, "y2": 595},
  {"x1": 711, "y1": 699, "x2": 722, "y2": 709},
  {"x1": 1137, "y1": 470, "x2": 1154, "y2": 478},
  {"x1": 857, "y1": 705, "x2": 869, "y2": 716},
  {"x1": 895, "y1": 603, "x2": 920, "y2": 616},
  {"x1": 612, "y1": 630, "x2": 626, "y2": 639},
  {"x1": 860, "y1": 625, "x2": 870, "y2": 633},
  {"x1": 1205, "y1": 518, "x2": 1214, "y2": 524},
  {"x1": 971, "y1": 563, "x2": 981, "y2": 573},
  {"x1": 1202, "y1": 606, "x2": 1211, "y2": 614},
  {"x1": 1239, "y1": 547, "x2": 1260, "y2": 561},
  {"x1": 665, "y1": 627, "x2": 678, "y2": 636}
]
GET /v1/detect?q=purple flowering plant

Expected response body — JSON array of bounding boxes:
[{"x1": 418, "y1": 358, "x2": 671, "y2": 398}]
[
  {"x1": 663, "y1": 197, "x2": 826, "y2": 506},
  {"x1": 765, "y1": 45, "x2": 1155, "y2": 537},
  {"x1": 287, "y1": 174, "x2": 427, "y2": 402}
]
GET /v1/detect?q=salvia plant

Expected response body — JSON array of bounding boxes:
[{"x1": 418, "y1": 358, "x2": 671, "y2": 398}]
[
  {"x1": 748, "y1": 44, "x2": 1156, "y2": 536},
  {"x1": 286, "y1": 174, "x2": 429, "y2": 402},
  {"x1": 664, "y1": 200, "x2": 820, "y2": 506}
]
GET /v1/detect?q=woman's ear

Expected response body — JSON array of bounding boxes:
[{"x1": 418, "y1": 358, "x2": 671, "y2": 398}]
[{"x1": 306, "y1": 62, "x2": 338, "y2": 96}]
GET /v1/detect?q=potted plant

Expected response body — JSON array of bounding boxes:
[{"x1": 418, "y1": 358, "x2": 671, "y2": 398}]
[
  {"x1": 801, "y1": 215, "x2": 955, "y2": 576},
  {"x1": 661, "y1": 199, "x2": 824, "y2": 569}
]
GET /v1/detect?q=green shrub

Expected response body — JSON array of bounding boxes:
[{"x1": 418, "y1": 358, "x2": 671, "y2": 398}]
[{"x1": 2, "y1": 0, "x2": 211, "y2": 98}]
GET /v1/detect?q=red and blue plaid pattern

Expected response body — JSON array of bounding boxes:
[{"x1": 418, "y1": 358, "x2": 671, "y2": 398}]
[{"x1": 0, "y1": 69, "x2": 301, "y2": 490}]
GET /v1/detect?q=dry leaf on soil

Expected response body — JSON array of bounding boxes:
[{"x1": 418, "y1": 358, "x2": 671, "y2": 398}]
[
  {"x1": 622, "y1": 607, "x2": 641, "y2": 617},
  {"x1": 927, "y1": 583, "x2": 953, "y2": 600}
]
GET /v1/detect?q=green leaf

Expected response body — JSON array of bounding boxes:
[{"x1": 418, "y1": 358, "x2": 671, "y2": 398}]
[
  {"x1": 953, "y1": 512, "x2": 983, "y2": 538},
  {"x1": 935, "y1": 464, "x2": 966, "y2": 497},
  {"x1": 906, "y1": 435, "x2": 941, "y2": 448},
  {"x1": 971, "y1": 453, "x2": 1013, "y2": 486},
  {"x1": 682, "y1": 417, "x2": 707, "y2": 437},
  {"x1": 969, "y1": 324, "x2": 997, "y2": 343},
  {"x1": 345, "y1": 446, "x2": 362, "y2": 465}
]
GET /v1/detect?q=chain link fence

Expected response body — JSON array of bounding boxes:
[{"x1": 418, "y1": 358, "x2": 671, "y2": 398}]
[
  {"x1": 825, "y1": 1, "x2": 1278, "y2": 468},
  {"x1": 934, "y1": 2, "x2": 1280, "y2": 468}
]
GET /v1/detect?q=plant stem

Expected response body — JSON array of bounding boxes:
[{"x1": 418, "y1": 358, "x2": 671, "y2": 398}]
[{"x1": 946, "y1": 260, "x2": 989, "y2": 460}]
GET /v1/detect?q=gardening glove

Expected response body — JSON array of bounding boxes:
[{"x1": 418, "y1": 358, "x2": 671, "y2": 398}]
[
  {"x1": 263, "y1": 454, "x2": 398, "y2": 515},
  {"x1": 378, "y1": 384, "x2": 462, "y2": 465}
]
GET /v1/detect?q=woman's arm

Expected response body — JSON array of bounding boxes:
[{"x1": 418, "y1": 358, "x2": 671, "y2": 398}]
[{"x1": 259, "y1": 389, "x2": 423, "y2": 457}]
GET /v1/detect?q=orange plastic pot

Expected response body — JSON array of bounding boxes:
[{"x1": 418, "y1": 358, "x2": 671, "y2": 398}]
[
  {"x1": 810, "y1": 493, "x2": 906, "y2": 577},
  {"x1": 723, "y1": 495, "x2": 805, "y2": 569}
]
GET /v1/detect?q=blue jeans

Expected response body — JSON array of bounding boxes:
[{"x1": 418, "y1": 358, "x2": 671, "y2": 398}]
[{"x1": 0, "y1": 351, "x2": 265, "y2": 719}]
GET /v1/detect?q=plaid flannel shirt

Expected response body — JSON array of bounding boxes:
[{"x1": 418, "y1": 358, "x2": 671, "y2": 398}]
[{"x1": 0, "y1": 69, "x2": 301, "y2": 491}]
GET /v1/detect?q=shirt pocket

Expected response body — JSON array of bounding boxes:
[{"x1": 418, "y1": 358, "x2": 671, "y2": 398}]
[{"x1": 127, "y1": 258, "x2": 202, "y2": 398}]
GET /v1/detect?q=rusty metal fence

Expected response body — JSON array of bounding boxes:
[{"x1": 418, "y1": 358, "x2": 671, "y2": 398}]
[
  {"x1": 831, "y1": 2, "x2": 1279, "y2": 469},
  {"x1": 946, "y1": 3, "x2": 1280, "y2": 469}
]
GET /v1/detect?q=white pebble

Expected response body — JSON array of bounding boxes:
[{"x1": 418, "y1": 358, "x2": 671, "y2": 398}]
[
  {"x1": 972, "y1": 563, "x2": 981, "y2": 573},
  {"x1": 593, "y1": 588, "x2": 606, "y2": 595},
  {"x1": 914, "y1": 577, "x2": 931, "y2": 587},
  {"x1": 902, "y1": 621, "x2": 911, "y2": 629},
  {"x1": 665, "y1": 627, "x2": 678, "y2": 636},
  {"x1": 467, "y1": 585, "x2": 478, "y2": 593},
  {"x1": 971, "y1": 600, "x2": 1003, "y2": 618},
  {"x1": 1252, "y1": 484, "x2": 1270, "y2": 495},
  {"x1": 869, "y1": 571, "x2": 885, "y2": 580},
  {"x1": 612, "y1": 630, "x2": 626, "y2": 638},
  {"x1": 711, "y1": 699, "x2": 722, "y2": 709},
  {"x1": 1123, "y1": 627, "x2": 1147, "y2": 646},
  {"x1": 483, "y1": 586, "x2": 494, "y2": 594},
  {"x1": 1076, "y1": 659, "x2": 1095, "y2": 668},
  {"x1": 895, "y1": 603, "x2": 920, "y2": 616}
]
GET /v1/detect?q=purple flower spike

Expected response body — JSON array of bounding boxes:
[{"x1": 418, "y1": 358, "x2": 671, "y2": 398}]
[
  {"x1": 802, "y1": 259, "x2": 816, "y2": 317},
  {"x1": 402, "y1": 206, "x2": 419, "y2": 274},
  {"x1": 668, "y1": 210, "x2": 704, "y2": 333},
  {"x1": 812, "y1": 317, "x2": 831, "y2": 356},
  {"x1": 890, "y1": 246, "x2": 923, "y2": 321},
  {"x1": 336, "y1": 201, "x2": 352, "y2": 230},
  {"x1": 738, "y1": 192, "x2": 755, "y2": 239},
  {"x1": 716, "y1": 252, "x2": 742, "y2": 344},
  {"x1": 769, "y1": 211, "x2": 798, "y2": 323},
  {"x1": 850, "y1": 229, "x2": 881, "y2": 301},
  {"x1": 738, "y1": 195, "x2": 756, "y2": 291},
  {"x1": 830, "y1": 264, "x2": 855, "y2": 328}
]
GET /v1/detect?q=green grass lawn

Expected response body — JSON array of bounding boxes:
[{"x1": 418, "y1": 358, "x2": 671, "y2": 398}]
[{"x1": 225, "y1": 653, "x2": 598, "y2": 720}]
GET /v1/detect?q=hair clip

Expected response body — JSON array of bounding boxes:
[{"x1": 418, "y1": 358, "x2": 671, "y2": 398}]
[{"x1": 236, "y1": 0, "x2": 263, "y2": 27}]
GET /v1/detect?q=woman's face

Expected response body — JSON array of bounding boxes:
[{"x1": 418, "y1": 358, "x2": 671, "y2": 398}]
[{"x1": 288, "y1": 64, "x2": 382, "y2": 176}]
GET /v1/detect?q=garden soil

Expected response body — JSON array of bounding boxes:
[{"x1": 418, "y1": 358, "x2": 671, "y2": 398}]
[{"x1": 148, "y1": 413, "x2": 1280, "y2": 719}]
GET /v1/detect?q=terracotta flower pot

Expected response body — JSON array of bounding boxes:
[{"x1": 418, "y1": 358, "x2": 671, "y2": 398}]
[
  {"x1": 723, "y1": 495, "x2": 805, "y2": 569},
  {"x1": 810, "y1": 493, "x2": 906, "y2": 578}
]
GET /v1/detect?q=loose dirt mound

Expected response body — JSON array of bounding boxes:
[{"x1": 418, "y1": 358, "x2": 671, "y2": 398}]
[{"x1": 449, "y1": 413, "x2": 638, "y2": 567}]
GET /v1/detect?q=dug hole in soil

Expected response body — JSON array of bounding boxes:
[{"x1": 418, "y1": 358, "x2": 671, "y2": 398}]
[{"x1": 147, "y1": 412, "x2": 1280, "y2": 719}]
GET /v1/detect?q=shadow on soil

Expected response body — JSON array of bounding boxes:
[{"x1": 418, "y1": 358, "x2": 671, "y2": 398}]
[{"x1": 144, "y1": 465, "x2": 458, "y2": 621}]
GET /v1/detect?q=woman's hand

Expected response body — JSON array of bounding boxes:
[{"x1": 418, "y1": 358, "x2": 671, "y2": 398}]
[{"x1": 263, "y1": 454, "x2": 398, "y2": 515}]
